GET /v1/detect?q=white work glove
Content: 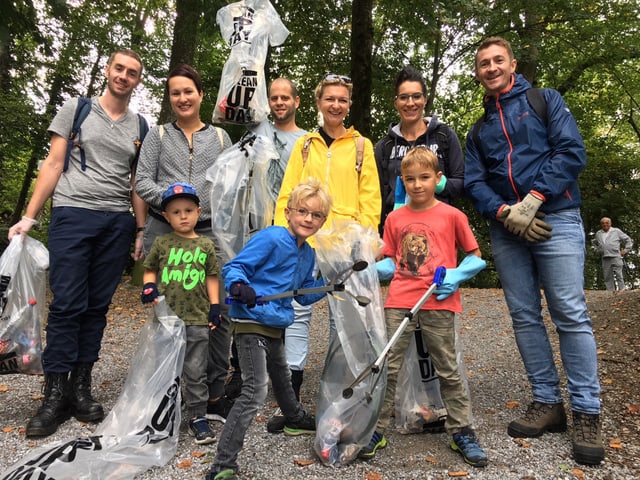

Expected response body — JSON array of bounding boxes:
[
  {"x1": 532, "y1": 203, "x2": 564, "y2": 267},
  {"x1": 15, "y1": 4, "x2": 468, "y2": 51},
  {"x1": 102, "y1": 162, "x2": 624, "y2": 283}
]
[
  {"x1": 376, "y1": 257, "x2": 396, "y2": 281},
  {"x1": 503, "y1": 192, "x2": 544, "y2": 237},
  {"x1": 523, "y1": 211, "x2": 553, "y2": 242},
  {"x1": 434, "y1": 255, "x2": 487, "y2": 300},
  {"x1": 8, "y1": 216, "x2": 37, "y2": 240}
]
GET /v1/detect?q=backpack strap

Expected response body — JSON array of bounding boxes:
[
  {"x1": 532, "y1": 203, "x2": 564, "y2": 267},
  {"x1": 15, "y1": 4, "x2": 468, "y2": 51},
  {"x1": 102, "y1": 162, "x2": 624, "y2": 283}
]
[
  {"x1": 215, "y1": 126, "x2": 225, "y2": 146},
  {"x1": 355, "y1": 135, "x2": 365, "y2": 176},
  {"x1": 471, "y1": 88, "x2": 548, "y2": 157},
  {"x1": 301, "y1": 135, "x2": 312, "y2": 166},
  {"x1": 64, "y1": 97, "x2": 148, "y2": 172},
  {"x1": 64, "y1": 97, "x2": 92, "y2": 172},
  {"x1": 132, "y1": 113, "x2": 149, "y2": 169}
]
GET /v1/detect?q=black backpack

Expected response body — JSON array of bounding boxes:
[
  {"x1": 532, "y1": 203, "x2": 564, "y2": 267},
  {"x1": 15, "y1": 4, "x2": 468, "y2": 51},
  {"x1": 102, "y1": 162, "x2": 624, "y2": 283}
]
[
  {"x1": 471, "y1": 88, "x2": 548, "y2": 154},
  {"x1": 64, "y1": 97, "x2": 149, "y2": 172}
]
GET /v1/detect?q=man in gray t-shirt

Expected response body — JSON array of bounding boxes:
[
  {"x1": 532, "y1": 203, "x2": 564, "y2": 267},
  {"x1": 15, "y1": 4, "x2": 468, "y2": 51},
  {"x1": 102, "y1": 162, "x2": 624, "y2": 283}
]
[{"x1": 8, "y1": 49, "x2": 147, "y2": 438}]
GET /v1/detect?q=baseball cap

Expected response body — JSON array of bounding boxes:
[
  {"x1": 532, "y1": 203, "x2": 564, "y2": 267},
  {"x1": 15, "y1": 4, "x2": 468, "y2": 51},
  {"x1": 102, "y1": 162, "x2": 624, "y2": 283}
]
[{"x1": 161, "y1": 182, "x2": 200, "y2": 210}]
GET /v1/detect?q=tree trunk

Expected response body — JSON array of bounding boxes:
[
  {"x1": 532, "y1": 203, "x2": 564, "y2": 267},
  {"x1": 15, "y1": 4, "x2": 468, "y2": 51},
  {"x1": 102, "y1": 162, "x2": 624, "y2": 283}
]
[{"x1": 349, "y1": 0, "x2": 373, "y2": 137}]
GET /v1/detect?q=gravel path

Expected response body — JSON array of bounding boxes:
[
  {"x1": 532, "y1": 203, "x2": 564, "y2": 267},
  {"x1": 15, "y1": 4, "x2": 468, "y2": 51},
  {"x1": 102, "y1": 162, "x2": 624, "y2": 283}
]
[{"x1": 0, "y1": 281, "x2": 638, "y2": 480}]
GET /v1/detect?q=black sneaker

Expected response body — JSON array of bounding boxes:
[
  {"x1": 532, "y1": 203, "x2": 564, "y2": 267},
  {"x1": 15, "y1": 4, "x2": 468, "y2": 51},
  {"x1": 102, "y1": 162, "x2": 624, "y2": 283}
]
[
  {"x1": 224, "y1": 370, "x2": 243, "y2": 400},
  {"x1": 189, "y1": 417, "x2": 215, "y2": 445},
  {"x1": 266, "y1": 408, "x2": 286, "y2": 433},
  {"x1": 206, "y1": 396, "x2": 234, "y2": 423},
  {"x1": 283, "y1": 411, "x2": 316, "y2": 436},
  {"x1": 451, "y1": 427, "x2": 488, "y2": 467},
  {"x1": 358, "y1": 430, "x2": 387, "y2": 459}
]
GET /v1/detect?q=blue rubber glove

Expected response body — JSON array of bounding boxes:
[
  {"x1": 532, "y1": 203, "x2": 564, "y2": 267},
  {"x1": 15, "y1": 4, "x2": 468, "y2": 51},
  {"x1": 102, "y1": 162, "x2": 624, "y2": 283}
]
[
  {"x1": 376, "y1": 257, "x2": 396, "y2": 281},
  {"x1": 435, "y1": 174, "x2": 447, "y2": 194},
  {"x1": 435, "y1": 255, "x2": 487, "y2": 300},
  {"x1": 393, "y1": 176, "x2": 407, "y2": 210},
  {"x1": 141, "y1": 282, "x2": 159, "y2": 304},
  {"x1": 230, "y1": 282, "x2": 257, "y2": 308},
  {"x1": 209, "y1": 304, "x2": 221, "y2": 327}
]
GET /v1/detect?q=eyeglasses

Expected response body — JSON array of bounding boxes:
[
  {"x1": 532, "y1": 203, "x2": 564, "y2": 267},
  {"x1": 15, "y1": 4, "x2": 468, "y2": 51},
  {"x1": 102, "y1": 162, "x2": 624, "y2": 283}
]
[
  {"x1": 395, "y1": 92, "x2": 425, "y2": 103},
  {"x1": 291, "y1": 208, "x2": 326, "y2": 221},
  {"x1": 324, "y1": 73, "x2": 352, "y2": 84}
]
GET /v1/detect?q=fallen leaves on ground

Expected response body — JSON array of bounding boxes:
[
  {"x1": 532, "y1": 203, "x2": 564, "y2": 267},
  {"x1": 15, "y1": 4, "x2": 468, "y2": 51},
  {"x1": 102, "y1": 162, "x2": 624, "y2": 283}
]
[
  {"x1": 176, "y1": 458, "x2": 192, "y2": 469},
  {"x1": 294, "y1": 459, "x2": 314, "y2": 467},
  {"x1": 447, "y1": 471, "x2": 468, "y2": 477}
]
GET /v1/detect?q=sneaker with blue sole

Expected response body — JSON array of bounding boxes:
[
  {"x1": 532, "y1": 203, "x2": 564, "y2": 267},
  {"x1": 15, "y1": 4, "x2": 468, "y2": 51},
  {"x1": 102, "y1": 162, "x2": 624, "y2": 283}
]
[
  {"x1": 358, "y1": 431, "x2": 387, "y2": 459},
  {"x1": 451, "y1": 427, "x2": 488, "y2": 467}
]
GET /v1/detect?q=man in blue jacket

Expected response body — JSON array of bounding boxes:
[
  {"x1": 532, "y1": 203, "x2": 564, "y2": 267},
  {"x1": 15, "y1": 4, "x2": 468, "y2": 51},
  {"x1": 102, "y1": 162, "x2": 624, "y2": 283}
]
[{"x1": 464, "y1": 36, "x2": 603, "y2": 465}]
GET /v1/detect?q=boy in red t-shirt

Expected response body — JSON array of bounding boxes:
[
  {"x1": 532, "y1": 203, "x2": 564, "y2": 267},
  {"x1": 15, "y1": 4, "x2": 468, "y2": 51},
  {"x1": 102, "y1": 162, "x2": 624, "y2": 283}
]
[{"x1": 360, "y1": 146, "x2": 488, "y2": 467}]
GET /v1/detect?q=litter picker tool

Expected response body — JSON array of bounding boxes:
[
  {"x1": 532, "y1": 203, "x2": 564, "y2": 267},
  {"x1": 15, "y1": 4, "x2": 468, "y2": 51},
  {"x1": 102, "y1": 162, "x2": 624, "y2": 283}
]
[
  {"x1": 342, "y1": 266, "x2": 446, "y2": 399},
  {"x1": 226, "y1": 260, "x2": 371, "y2": 306}
]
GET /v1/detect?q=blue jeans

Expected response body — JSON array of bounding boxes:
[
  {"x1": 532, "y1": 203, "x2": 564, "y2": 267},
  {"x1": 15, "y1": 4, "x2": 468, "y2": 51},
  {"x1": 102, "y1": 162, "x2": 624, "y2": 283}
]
[
  {"x1": 213, "y1": 331, "x2": 304, "y2": 473},
  {"x1": 490, "y1": 208, "x2": 600, "y2": 414},
  {"x1": 285, "y1": 301, "x2": 312, "y2": 371},
  {"x1": 43, "y1": 207, "x2": 134, "y2": 372}
]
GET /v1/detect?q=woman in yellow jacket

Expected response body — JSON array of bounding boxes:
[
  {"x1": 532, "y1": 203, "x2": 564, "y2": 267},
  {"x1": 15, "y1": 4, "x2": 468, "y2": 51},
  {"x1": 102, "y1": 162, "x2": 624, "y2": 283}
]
[
  {"x1": 275, "y1": 74, "x2": 381, "y2": 232},
  {"x1": 267, "y1": 75, "x2": 380, "y2": 429}
]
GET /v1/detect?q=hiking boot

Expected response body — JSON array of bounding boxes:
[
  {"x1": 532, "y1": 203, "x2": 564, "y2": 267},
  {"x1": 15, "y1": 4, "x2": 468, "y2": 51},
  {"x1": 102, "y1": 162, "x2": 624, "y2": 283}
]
[
  {"x1": 69, "y1": 362, "x2": 104, "y2": 422},
  {"x1": 206, "y1": 396, "x2": 234, "y2": 423},
  {"x1": 572, "y1": 411, "x2": 605, "y2": 465},
  {"x1": 358, "y1": 431, "x2": 387, "y2": 459},
  {"x1": 266, "y1": 408, "x2": 286, "y2": 434},
  {"x1": 205, "y1": 469, "x2": 238, "y2": 480},
  {"x1": 507, "y1": 401, "x2": 567, "y2": 438},
  {"x1": 189, "y1": 417, "x2": 216, "y2": 445},
  {"x1": 224, "y1": 369, "x2": 243, "y2": 400},
  {"x1": 26, "y1": 372, "x2": 72, "y2": 437},
  {"x1": 451, "y1": 427, "x2": 488, "y2": 467},
  {"x1": 283, "y1": 411, "x2": 316, "y2": 436}
]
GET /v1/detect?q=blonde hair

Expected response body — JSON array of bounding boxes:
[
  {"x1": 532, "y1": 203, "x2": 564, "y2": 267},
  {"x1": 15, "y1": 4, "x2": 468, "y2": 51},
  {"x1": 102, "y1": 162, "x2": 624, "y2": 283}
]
[
  {"x1": 314, "y1": 76, "x2": 353, "y2": 103},
  {"x1": 287, "y1": 177, "x2": 332, "y2": 216},
  {"x1": 401, "y1": 146, "x2": 440, "y2": 175}
]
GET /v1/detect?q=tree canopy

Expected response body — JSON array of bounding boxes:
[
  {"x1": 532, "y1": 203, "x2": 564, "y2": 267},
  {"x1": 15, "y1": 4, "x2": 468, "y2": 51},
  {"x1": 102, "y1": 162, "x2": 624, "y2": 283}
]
[{"x1": 1, "y1": 0, "x2": 638, "y2": 288}]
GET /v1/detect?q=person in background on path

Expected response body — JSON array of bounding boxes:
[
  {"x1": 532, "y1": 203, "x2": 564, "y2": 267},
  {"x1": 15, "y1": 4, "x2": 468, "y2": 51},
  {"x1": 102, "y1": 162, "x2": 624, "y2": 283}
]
[
  {"x1": 135, "y1": 64, "x2": 234, "y2": 424},
  {"x1": 225, "y1": 78, "x2": 307, "y2": 404},
  {"x1": 375, "y1": 65, "x2": 464, "y2": 235},
  {"x1": 592, "y1": 217, "x2": 633, "y2": 290},
  {"x1": 206, "y1": 178, "x2": 332, "y2": 480},
  {"x1": 141, "y1": 183, "x2": 220, "y2": 445},
  {"x1": 8, "y1": 49, "x2": 147, "y2": 438},
  {"x1": 361, "y1": 147, "x2": 488, "y2": 467},
  {"x1": 272, "y1": 74, "x2": 381, "y2": 412},
  {"x1": 464, "y1": 36, "x2": 604, "y2": 465}
]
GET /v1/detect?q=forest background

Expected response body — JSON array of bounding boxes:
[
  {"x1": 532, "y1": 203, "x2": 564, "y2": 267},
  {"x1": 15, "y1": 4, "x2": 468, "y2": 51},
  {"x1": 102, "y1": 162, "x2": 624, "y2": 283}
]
[{"x1": 1, "y1": 0, "x2": 639, "y2": 289}]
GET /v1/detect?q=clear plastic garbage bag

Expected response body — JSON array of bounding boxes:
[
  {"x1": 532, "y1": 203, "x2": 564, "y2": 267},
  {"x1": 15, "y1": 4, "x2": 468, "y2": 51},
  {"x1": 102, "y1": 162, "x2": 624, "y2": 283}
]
[
  {"x1": 394, "y1": 317, "x2": 471, "y2": 433},
  {"x1": 313, "y1": 220, "x2": 387, "y2": 467},
  {"x1": 213, "y1": 0, "x2": 289, "y2": 125},
  {"x1": 0, "y1": 236, "x2": 48, "y2": 375},
  {"x1": 0, "y1": 298, "x2": 186, "y2": 480},
  {"x1": 207, "y1": 131, "x2": 278, "y2": 264}
]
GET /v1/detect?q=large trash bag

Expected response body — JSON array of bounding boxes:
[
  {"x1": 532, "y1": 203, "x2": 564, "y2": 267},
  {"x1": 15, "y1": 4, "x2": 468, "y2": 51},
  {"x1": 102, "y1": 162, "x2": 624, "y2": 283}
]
[
  {"x1": 206, "y1": 131, "x2": 278, "y2": 264},
  {"x1": 0, "y1": 298, "x2": 186, "y2": 480},
  {"x1": 394, "y1": 317, "x2": 471, "y2": 433},
  {"x1": 0, "y1": 236, "x2": 48, "y2": 375},
  {"x1": 313, "y1": 220, "x2": 387, "y2": 467},
  {"x1": 213, "y1": 0, "x2": 289, "y2": 125}
]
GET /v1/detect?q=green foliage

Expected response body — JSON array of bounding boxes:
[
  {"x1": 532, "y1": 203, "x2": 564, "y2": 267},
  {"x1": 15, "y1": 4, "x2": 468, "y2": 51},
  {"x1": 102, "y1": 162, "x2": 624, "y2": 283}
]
[{"x1": 1, "y1": 0, "x2": 639, "y2": 290}]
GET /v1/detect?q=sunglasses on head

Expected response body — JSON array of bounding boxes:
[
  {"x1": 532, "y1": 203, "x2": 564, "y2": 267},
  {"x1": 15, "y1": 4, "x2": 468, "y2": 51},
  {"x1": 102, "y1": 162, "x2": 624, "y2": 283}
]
[{"x1": 324, "y1": 73, "x2": 352, "y2": 84}]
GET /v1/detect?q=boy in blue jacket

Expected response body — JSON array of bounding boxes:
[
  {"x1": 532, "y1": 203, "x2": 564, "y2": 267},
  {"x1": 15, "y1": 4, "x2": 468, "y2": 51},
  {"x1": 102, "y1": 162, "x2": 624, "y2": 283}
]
[{"x1": 207, "y1": 178, "x2": 332, "y2": 480}]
